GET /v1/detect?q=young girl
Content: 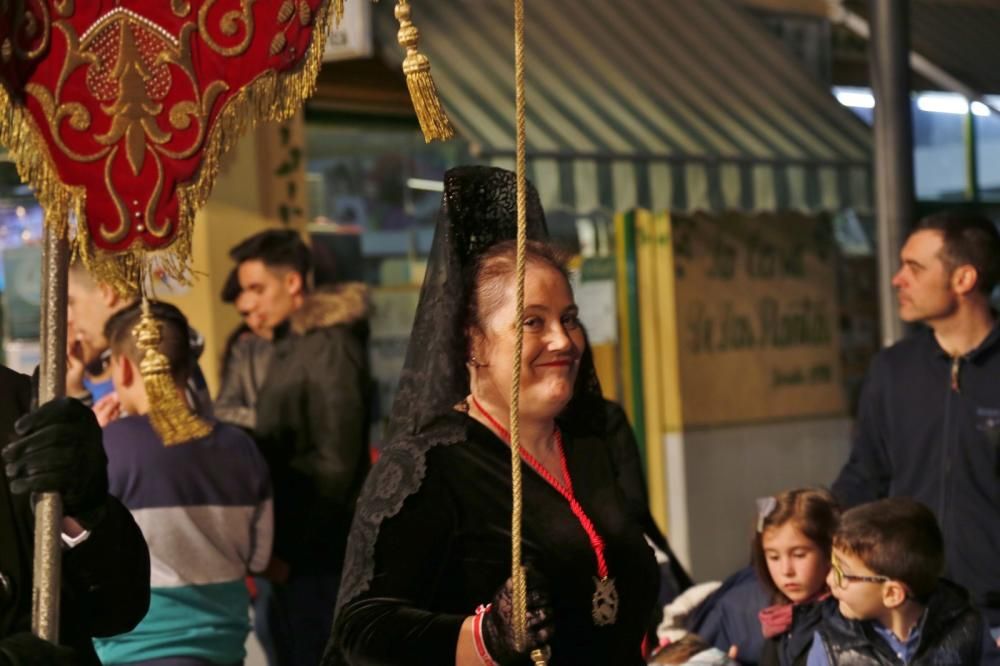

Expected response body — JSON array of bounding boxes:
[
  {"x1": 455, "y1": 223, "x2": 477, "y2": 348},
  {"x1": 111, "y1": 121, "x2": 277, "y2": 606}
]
[{"x1": 752, "y1": 488, "x2": 840, "y2": 666}]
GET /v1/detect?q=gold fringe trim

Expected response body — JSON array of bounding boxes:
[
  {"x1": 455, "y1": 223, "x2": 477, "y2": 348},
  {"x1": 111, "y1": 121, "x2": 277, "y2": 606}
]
[
  {"x1": 134, "y1": 298, "x2": 212, "y2": 446},
  {"x1": 0, "y1": 84, "x2": 74, "y2": 243},
  {"x1": 0, "y1": 0, "x2": 344, "y2": 297},
  {"x1": 394, "y1": 0, "x2": 455, "y2": 143},
  {"x1": 72, "y1": 222, "x2": 198, "y2": 300}
]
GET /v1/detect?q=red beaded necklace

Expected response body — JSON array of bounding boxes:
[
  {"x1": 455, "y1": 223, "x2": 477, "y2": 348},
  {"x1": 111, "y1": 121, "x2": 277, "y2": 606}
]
[{"x1": 471, "y1": 396, "x2": 618, "y2": 626}]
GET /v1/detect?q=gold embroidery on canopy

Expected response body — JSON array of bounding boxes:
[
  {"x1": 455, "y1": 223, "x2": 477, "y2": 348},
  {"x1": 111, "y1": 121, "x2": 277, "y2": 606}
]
[
  {"x1": 199, "y1": 0, "x2": 256, "y2": 57},
  {"x1": 5, "y1": 1, "x2": 51, "y2": 61},
  {"x1": 171, "y1": 0, "x2": 192, "y2": 18},
  {"x1": 0, "y1": 0, "x2": 344, "y2": 296},
  {"x1": 101, "y1": 145, "x2": 130, "y2": 244},
  {"x1": 54, "y1": 0, "x2": 73, "y2": 19}
]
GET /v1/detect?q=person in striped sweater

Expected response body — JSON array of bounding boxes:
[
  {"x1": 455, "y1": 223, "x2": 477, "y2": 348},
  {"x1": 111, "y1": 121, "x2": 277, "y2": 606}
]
[{"x1": 94, "y1": 300, "x2": 273, "y2": 666}]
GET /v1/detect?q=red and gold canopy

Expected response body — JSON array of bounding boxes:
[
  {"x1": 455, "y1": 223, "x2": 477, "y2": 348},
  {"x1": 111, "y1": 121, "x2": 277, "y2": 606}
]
[{"x1": 0, "y1": 0, "x2": 342, "y2": 293}]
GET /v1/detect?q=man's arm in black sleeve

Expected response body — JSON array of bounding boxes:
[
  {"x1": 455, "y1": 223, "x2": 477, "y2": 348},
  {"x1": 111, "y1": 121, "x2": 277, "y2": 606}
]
[
  {"x1": 832, "y1": 356, "x2": 893, "y2": 507},
  {"x1": 214, "y1": 338, "x2": 257, "y2": 430},
  {"x1": 60, "y1": 496, "x2": 150, "y2": 638}
]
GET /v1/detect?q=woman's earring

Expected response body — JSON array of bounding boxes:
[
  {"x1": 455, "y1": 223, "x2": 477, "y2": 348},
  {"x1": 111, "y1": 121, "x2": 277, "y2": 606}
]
[{"x1": 470, "y1": 353, "x2": 481, "y2": 367}]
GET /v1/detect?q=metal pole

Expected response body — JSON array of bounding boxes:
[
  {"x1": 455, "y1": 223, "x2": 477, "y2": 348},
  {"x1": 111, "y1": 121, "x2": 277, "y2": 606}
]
[
  {"x1": 965, "y1": 110, "x2": 980, "y2": 202},
  {"x1": 869, "y1": 0, "x2": 914, "y2": 347},
  {"x1": 32, "y1": 221, "x2": 67, "y2": 641}
]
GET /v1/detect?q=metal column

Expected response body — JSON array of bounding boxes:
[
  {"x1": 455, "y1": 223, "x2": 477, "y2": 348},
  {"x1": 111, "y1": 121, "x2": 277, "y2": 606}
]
[{"x1": 869, "y1": 0, "x2": 914, "y2": 347}]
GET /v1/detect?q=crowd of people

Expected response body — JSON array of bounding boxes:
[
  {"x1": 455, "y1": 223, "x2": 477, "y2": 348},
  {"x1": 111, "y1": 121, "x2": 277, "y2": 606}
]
[{"x1": 0, "y1": 166, "x2": 999, "y2": 666}]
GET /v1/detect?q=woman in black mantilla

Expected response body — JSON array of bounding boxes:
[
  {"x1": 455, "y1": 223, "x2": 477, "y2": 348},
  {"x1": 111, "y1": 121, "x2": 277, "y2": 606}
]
[{"x1": 325, "y1": 167, "x2": 686, "y2": 665}]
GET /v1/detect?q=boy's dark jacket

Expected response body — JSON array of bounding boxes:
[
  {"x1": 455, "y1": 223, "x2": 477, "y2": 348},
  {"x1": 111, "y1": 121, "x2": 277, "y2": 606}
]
[
  {"x1": 833, "y1": 324, "x2": 1000, "y2": 625},
  {"x1": 815, "y1": 580, "x2": 986, "y2": 665}
]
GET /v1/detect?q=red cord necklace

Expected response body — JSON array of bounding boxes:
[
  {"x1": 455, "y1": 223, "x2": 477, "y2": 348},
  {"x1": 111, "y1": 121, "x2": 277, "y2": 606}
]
[{"x1": 471, "y1": 396, "x2": 618, "y2": 626}]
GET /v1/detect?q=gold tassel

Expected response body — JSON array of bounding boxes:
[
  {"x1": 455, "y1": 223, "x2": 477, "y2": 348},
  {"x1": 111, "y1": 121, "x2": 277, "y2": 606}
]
[
  {"x1": 133, "y1": 298, "x2": 212, "y2": 446},
  {"x1": 332, "y1": 0, "x2": 344, "y2": 26},
  {"x1": 394, "y1": 0, "x2": 455, "y2": 143}
]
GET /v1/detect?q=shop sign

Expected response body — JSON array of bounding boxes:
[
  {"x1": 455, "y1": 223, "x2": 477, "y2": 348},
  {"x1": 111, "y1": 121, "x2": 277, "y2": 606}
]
[{"x1": 323, "y1": 0, "x2": 373, "y2": 61}]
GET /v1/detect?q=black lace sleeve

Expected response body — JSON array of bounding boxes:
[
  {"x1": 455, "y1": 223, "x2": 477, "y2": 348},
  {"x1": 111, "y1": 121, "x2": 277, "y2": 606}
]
[{"x1": 326, "y1": 444, "x2": 465, "y2": 665}]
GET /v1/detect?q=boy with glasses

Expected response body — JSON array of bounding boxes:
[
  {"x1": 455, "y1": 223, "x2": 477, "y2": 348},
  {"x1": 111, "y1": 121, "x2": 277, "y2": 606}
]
[{"x1": 807, "y1": 498, "x2": 1000, "y2": 665}]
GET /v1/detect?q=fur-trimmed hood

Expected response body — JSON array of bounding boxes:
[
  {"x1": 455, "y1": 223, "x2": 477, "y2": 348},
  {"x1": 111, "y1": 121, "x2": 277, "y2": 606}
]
[{"x1": 290, "y1": 282, "x2": 371, "y2": 335}]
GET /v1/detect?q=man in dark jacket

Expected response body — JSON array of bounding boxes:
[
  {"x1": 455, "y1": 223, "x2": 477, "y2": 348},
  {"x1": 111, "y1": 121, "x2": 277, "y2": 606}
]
[
  {"x1": 215, "y1": 267, "x2": 273, "y2": 432},
  {"x1": 832, "y1": 211, "x2": 1000, "y2": 635},
  {"x1": 0, "y1": 365, "x2": 150, "y2": 664},
  {"x1": 231, "y1": 229, "x2": 372, "y2": 666}
]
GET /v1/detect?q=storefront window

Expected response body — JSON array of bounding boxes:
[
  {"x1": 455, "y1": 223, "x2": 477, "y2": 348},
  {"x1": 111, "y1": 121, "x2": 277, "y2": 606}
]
[
  {"x1": 303, "y1": 120, "x2": 471, "y2": 442},
  {"x1": 0, "y1": 159, "x2": 44, "y2": 370},
  {"x1": 912, "y1": 93, "x2": 970, "y2": 201},
  {"x1": 833, "y1": 87, "x2": 1000, "y2": 202},
  {"x1": 305, "y1": 122, "x2": 468, "y2": 233},
  {"x1": 975, "y1": 98, "x2": 1000, "y2": 201}
]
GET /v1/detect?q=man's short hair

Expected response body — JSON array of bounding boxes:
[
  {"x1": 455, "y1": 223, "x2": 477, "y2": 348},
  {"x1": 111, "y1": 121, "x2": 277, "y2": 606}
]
[
  {"x1": 833, "y1": 498, "x2": 944, "y2": 600},
  {"x1": 914, "y1": 211, "x2": 1000, "y2": 295},
  {"x1": 220, "y1": 267, "x2": 241, "y2": 304},
  {"x1": 229, "y1": 229, "x2": 312, "y2": 281},
  {"x1": 104, "y1": 301, "x2": 193, "y2": 385}
]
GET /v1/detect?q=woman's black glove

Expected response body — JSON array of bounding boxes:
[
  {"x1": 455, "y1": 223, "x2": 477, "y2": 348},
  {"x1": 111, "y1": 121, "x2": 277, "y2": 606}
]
[
  {"x1": 481, "y1": 572, "x2": 554, "y2": 665},
  {"x1": 0, "y1": 633, "x2": 77, "y2": 666},
  {"x1": 3, "y1": 397, "x2": 109, "y2": 529}
]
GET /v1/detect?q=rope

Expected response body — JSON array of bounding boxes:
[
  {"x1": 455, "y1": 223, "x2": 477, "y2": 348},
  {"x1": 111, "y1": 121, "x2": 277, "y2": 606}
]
[{"x1": 509, "y1": 0, "x2": 529, "y2": 655}]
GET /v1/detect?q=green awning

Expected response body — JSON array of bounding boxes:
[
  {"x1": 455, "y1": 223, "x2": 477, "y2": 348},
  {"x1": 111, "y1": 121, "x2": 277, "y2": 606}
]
[{"x1": 375, "y1": 0, "x2": 872, "y2": 214}]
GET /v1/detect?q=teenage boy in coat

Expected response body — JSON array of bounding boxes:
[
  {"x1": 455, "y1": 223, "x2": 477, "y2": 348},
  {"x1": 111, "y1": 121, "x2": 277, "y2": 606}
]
[{"x1": 231, "y1": 229, "x2": 372, "y2": 666}]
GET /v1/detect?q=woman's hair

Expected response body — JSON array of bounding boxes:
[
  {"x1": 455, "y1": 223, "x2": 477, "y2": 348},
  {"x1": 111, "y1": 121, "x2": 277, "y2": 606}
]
[
  {"x1": 750, "y1": 488, "x2": 840, "y2": 602},
  {"x1": 463, "y1": 239, "x2": 570, "y2": 357}
]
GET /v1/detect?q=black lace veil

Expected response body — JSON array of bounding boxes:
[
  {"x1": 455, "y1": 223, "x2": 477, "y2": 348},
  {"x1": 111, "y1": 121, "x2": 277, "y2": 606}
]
[
  {"x1": 384, "y1": 165, "x2": 550, "y2": 442},
  {"x1": 331, "y1": 166, "x2": 604, "y2": 625}
]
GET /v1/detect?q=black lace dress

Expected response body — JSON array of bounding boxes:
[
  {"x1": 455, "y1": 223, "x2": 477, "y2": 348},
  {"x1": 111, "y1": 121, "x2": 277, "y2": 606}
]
[
  {"x1": 324, "y1": 166, "x2": 669, "y2": 665},
  {"x1": 333, "y1": 411, "x2": 659, "y2": 665}
]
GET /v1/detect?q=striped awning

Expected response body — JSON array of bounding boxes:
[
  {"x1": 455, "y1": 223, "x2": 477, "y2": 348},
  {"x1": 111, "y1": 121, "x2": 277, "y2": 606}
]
[{"x1": 375, "y1": 0, "x2": 872, "y2": 215}]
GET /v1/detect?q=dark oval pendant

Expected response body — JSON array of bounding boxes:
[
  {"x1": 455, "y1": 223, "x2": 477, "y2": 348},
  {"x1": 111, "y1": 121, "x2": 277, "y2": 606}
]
[{"x1": 592, "y1": 576, "x2": 618, "y2": 626}]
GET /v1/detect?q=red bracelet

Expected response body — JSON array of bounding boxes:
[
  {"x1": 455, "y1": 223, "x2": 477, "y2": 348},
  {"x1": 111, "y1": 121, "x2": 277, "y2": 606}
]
[{"x1": 473, "y1": 604, "x2": 498, "y2": 666}]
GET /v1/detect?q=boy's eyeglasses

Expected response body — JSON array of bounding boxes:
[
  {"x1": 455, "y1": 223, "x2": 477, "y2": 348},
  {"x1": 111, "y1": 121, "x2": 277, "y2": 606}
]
[
  {"x1": 84, "y1": 349, "x2": 113, "y2": 376},
  {"x1": 830, "y1": 557, "x2": 890, "y2": 589}
]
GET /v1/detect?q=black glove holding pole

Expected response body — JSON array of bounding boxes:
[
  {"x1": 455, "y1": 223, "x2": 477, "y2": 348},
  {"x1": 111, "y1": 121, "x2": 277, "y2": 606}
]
[
  {"x1": 481, "y1": 571, "x2": 554, "y2": 665},
  {"x1": 2, "y1": 397, "x2": 109, "y2": 529},
  {"x1": 0, "y1": 633, "x2": 77, "y2": 666}
]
